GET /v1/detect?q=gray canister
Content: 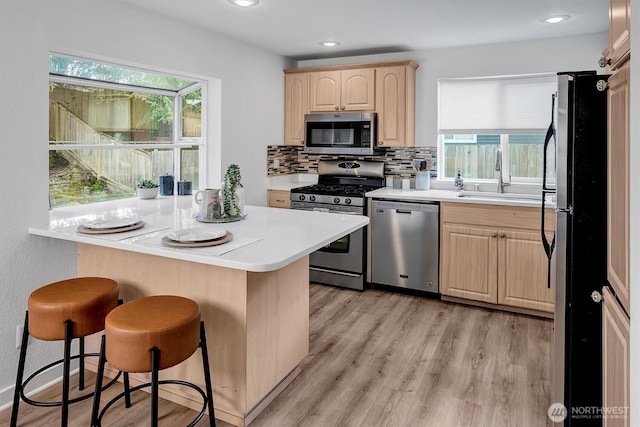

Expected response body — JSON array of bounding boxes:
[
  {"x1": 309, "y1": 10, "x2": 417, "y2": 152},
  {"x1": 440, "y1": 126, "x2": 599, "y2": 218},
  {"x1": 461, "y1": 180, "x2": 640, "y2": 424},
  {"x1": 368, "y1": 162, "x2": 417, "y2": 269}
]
[
  {"x1": 159, "y1": 174, "x2": 174, "y2": 196},
  {"x1": 177, "y1": 180, "x2": 192, "y2": 195}
]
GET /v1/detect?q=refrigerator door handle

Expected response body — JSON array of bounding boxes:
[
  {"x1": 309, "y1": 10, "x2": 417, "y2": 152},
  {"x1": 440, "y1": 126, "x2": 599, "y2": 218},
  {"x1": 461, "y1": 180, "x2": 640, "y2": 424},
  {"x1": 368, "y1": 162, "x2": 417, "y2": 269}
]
[
  {"x1": 541, "y1": 194, "x2": 556, "y2": 289},
  {"x1": 542, "y1": 94, "x2": 557, "y2": 192}
]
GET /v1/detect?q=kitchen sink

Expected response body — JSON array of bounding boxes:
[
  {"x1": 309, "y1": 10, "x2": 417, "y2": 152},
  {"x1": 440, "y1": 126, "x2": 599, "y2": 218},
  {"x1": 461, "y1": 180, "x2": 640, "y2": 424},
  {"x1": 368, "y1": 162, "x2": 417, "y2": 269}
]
[{"x1": 457, "y1": 191, "x2": 542, "y2": 201}]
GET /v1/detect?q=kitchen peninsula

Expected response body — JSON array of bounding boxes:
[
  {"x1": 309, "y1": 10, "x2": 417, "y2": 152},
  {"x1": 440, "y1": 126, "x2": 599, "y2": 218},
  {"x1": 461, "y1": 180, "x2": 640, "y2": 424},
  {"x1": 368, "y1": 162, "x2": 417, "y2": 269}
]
[{"x1": 28, "y1": 196, "x2": 368, "y2": 427}]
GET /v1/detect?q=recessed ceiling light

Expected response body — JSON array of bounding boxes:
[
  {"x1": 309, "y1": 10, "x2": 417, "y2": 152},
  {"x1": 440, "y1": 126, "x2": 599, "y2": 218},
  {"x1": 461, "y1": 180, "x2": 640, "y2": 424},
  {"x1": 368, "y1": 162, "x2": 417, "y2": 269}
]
[
  {"x1": 544, "y1": 15, "x2": 570, "y2": 24},
  {"x1": 319, "y1": 41, "x2": 341, "y2": 47},
  {"x1": 229, "y1": 0, "x2": 259, "y2": 7}
]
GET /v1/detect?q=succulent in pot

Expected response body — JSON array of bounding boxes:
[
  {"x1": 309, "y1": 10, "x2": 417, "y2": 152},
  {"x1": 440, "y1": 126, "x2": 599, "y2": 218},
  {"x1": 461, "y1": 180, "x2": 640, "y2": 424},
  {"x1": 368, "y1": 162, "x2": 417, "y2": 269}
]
[
  {"x1": 136, "y1": 177, "x2": 159, "y2": 199},
  {"x1": 222, "y1": 164, "x2": 245, "y2": 217}
]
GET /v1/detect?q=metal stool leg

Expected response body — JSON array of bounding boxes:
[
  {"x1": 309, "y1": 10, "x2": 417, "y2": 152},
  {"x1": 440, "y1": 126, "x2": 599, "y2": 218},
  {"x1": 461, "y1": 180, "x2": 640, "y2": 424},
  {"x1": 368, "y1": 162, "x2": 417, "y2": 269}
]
[
  {"x1": 10, "y1": 311, "x2": 29, "y2": 427},
  {"x1": 79, "y1": 337, "x2": 85, "y2": 391},
  {"x1": 151, "y1": 348, "x2": 159, "y2": 427},
  {"x1": 123, "y1": 372, "x2": 131, "y2": 408},
  {"x1": 61, "y1": 320, "x2": 73, "y2": 427},
  {"x1": 91, "y1": 335, "x2": 107, "y2": 427},
  {"x1": 199, "y1": 322, "x2": 216, "y2": 427}
]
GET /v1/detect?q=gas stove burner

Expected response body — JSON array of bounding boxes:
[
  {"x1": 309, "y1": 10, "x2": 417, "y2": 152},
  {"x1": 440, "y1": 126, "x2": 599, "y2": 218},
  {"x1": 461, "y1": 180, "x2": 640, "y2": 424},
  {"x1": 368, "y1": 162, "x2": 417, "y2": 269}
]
[{"x1": 292, "y1": 184, "x2": 371, "y2": 198}]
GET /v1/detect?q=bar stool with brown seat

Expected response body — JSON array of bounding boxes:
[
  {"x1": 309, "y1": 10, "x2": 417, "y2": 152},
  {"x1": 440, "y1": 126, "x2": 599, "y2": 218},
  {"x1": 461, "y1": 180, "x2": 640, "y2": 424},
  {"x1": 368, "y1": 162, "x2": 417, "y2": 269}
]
[
  {"x1": 11, "y1": 277, "x2": 122, "y2": 427},
  {"x1": 91, "y1": 295, "x2": 216, "y2": 427}
]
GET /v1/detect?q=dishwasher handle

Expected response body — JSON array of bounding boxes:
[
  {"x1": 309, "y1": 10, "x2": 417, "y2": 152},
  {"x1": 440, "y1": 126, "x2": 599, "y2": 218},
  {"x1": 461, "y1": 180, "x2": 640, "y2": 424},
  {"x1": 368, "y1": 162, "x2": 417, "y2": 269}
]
[{"x1": 371, "y1": 200, "x2": 439, "y2": 213}]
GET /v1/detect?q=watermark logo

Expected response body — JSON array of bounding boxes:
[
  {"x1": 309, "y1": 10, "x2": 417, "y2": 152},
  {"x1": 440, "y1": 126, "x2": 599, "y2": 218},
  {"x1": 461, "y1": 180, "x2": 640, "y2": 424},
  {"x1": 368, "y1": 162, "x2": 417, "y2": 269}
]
[
  {"x1": 548, "y1": 403, "x2": 568, "y2": 423},
  {"x1": 548, "y1": 404, "x2": 629, "y2": 422}
]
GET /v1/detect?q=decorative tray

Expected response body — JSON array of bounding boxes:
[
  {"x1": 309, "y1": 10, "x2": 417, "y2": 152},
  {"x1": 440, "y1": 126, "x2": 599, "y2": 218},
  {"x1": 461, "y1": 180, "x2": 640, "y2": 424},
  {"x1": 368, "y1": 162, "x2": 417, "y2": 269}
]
[{"x1": 193, "y1": 212, "x2": 247, "y2": 223}]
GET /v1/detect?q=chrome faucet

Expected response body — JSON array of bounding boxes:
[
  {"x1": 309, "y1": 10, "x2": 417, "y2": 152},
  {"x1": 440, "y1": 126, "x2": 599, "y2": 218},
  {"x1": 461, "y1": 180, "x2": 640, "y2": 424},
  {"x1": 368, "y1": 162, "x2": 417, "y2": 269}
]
[{"x1": 495, "y1": 150, "x2": 510, "y2": 193}]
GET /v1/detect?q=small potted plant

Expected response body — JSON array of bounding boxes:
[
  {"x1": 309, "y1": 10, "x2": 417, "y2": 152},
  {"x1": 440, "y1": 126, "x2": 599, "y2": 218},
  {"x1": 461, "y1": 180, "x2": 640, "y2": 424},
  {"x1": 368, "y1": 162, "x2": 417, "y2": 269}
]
[
  {"x1": 222, "y1": 164, "x2": 245, "y2": 217},
  {"x1": 136, "y1": 177, "x2": 159, "y2": 199}
]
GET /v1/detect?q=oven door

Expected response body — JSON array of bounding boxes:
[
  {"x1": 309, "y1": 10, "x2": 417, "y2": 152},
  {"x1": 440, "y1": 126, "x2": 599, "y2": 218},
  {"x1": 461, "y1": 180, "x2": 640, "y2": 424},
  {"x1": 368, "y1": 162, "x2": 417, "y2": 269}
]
[{"x1": 310, "y1": 226, "x2": 363, "y2": 274}]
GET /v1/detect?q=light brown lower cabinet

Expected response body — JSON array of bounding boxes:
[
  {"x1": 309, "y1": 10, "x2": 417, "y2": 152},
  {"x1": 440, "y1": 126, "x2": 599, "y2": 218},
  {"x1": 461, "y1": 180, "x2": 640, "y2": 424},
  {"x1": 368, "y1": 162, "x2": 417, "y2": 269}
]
[
  {"x1": 440, "y1": 203, "x2": 555, "y2": 314},
  {"x1": 602, "y1": 286, "x2": 630, "y2": 427},
  {"x1": 268, "y1": 190, "x2": 291, "y2": 208}
]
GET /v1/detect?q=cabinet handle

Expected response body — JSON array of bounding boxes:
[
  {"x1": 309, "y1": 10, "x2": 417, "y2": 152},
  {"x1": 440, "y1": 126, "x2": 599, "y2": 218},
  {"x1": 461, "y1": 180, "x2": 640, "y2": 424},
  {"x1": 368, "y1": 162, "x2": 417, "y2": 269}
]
[
  {"x1": 499, "y1": 232, "x2": 506, "y2": 238},
  {"x1": 598, "y1": 56, "x2": 612, "y2": 68},
  {"x1": 334, "y1": 106, "x2": 339, "y2": 111},
  {"x1": 378, "y1": 141, "x2": 384, "y2": 146},
  {"x1": 491, "y1": 232, "x2": 498, "y2": 238},
  {"x1": 276, "y1": 199, "x2": 285, "y2": 202},
  {"x1": 340, "y1": 106, "x2": 345, "y2": 111}
]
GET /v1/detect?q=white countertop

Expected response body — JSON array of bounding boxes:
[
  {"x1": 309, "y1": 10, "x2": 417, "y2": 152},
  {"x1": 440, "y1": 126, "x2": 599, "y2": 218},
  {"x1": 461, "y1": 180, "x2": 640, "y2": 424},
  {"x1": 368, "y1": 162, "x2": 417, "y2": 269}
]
[
  {"x1": 29, "y1": 196, "x2": 368, "y2": 272},
  {"x1": 366, "y1": 187, "x2": 552, "y2": 208},
  {"x1": 267, "y1": 174, "x2": 317, "y2": 191}
]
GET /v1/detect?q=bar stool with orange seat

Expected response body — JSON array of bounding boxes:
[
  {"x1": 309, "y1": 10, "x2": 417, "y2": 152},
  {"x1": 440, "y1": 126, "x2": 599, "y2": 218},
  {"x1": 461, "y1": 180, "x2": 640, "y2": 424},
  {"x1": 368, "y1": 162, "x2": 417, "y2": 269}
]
[
  {"x1": 91, "y1": 295, "x2": 216, "y2": 427},
  {"x1": 11, "y1": 277, "x2": 122, "y2": 427}
]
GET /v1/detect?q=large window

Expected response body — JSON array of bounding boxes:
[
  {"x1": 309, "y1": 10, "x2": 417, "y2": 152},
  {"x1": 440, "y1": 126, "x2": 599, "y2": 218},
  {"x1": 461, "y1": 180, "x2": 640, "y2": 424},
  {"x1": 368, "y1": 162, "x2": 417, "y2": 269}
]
[
  {"x1": 49, "y1": 54, "x2": 205, "y2": 207},
  {"x1": 438, "y1": 74, "x2": 555, "y2": 183}
]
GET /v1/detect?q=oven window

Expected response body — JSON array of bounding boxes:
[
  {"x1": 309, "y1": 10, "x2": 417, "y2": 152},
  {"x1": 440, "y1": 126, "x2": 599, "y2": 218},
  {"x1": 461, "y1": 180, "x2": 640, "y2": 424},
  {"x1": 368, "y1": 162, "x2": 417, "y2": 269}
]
[{"x1": 319, "y1": 235, "x2": 350, "y2": 253}]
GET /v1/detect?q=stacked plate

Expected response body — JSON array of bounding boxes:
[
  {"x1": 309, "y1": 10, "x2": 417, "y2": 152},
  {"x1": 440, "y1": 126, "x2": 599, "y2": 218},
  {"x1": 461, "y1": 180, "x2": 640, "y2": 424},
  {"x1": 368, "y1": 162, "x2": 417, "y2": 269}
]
[
  {"x1": 78, "y1": 218, "x2": 145, "y2": 234},
  {"x1": 162, "y1": 228, "x2": 233, "y2": 247}
]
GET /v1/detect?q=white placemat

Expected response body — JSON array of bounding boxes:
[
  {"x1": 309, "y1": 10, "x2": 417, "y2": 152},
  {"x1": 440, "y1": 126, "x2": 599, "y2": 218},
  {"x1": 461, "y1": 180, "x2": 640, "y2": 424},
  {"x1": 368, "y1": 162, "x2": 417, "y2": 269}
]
[
  {"x1": 136, "y1": 233, "x2": 262, "y2": 256},
  {"x1": 57, "y1": 224, "x2": 170, "y2": 241}
]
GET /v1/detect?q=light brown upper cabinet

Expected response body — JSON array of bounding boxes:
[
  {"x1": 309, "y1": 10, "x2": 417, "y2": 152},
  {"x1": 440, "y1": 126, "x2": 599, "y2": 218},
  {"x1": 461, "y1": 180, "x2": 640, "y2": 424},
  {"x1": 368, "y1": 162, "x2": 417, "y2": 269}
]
[
  {"x1": 607, "y1": 58, "x2": 630, "y2": 314},
  {"x1": 284, "y1": 61, "x2": 418, "y2": 147},
  {"x1": 284, "y1": 73, "x2": 308, "y2": 146},
  {"x1": 440, "y1": 203, "x2": 556, "y2": 314},
  {"x1": 607, "y1": 0, "x2": 630, "y2": 70},
  {"x1": 308, "y1": 68, "x2": 375, "y2": 112},
  {"x1": 375, "y1": 65, "x2": 417, "y2": 147}
]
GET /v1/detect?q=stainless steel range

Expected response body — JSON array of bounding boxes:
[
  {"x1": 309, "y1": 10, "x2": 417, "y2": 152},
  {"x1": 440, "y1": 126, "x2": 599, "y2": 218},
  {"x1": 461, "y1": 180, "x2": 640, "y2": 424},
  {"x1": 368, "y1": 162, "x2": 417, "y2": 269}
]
[{"x1": 290, "y1": 159, "x2": 385, "y2": 291}]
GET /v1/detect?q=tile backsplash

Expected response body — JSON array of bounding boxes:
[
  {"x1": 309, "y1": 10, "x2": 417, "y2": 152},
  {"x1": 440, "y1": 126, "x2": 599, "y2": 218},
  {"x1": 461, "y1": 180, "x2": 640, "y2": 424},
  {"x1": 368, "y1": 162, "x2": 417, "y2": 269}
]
[{"x1": 267, "y1": 146, "x2": 437, "y2": 178}]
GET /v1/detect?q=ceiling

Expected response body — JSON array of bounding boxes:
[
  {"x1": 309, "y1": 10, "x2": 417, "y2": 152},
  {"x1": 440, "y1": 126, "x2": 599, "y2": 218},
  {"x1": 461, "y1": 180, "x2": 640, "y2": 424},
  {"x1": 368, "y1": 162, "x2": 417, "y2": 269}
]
[{"x1": 119, "y1": 0, "x2": 609, "y2": 61}]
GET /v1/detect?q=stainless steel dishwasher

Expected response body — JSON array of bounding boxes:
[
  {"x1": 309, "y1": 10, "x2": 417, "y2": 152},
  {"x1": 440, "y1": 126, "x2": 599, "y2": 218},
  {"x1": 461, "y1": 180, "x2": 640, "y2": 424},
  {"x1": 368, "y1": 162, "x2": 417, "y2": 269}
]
[{"x1": 370, "y1": 199, "x2": 439, "y2": 293}]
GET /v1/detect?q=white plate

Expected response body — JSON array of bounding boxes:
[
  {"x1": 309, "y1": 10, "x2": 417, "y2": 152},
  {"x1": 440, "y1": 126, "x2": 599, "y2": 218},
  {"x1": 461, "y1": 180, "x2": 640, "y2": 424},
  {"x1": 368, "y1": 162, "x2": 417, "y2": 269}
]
[
  {"x1": 166, "y1": 229, "x2": 227, "y2": 242},
  {"x1": 82, "y1": 218, "x2": 143, "y2": 230}
]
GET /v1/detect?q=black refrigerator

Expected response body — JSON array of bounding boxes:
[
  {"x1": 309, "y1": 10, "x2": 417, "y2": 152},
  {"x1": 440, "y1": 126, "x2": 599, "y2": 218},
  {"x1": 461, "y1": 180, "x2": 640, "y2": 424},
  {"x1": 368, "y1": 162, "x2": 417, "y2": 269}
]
[{"x1": 542, "y1": 71, "x2": 609, "y2": 426}]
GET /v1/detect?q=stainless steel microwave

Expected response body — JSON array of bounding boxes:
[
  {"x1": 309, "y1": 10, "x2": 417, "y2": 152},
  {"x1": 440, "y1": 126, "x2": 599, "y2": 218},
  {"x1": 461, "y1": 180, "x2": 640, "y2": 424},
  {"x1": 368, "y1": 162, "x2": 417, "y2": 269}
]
[{"x1": 304, "y1": 112, "x2": 377, "y2": 155}]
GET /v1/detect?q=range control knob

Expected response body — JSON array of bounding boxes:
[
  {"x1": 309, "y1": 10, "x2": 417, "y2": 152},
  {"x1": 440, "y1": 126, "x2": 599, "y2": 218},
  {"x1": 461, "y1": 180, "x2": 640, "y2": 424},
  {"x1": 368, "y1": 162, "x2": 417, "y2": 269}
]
[
  {"x1": 298, "y1": 194, "x2": 305, "y2": 201},
  {"x1": 309, "y1": 195, "x2": 316, "y2": 202},
  {"x1": 333, "y1": 197, "x2": 341, "y2": 204},
  {"x1": 345, "y1": 198, "x2": 352, "y2": 205}
]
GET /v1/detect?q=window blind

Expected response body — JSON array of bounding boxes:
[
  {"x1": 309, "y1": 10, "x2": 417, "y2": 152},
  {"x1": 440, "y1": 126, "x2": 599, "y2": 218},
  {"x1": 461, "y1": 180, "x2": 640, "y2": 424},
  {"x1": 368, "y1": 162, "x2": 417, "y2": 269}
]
[{"x1": 438, "y1": 74, "x2": 557, "y2": 134}]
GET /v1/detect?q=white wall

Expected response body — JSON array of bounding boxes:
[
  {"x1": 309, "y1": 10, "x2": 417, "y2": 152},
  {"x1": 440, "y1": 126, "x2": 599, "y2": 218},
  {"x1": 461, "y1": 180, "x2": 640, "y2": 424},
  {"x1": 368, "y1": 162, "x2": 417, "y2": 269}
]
[
  {"x1": 0, "y1": 0, "x2": 290, "y2": 408},
  {"x1": 300, "y1": 32, "x2": 608, "y2": 147}
]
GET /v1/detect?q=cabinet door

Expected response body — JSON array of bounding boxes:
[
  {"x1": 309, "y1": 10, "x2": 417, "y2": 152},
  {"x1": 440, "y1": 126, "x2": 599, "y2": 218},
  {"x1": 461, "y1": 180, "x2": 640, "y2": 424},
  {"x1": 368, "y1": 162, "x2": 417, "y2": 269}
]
[
  {"x1": 309, "y1": 71, "x2": 341, "y2": 112},
  {"x1": 284, "y1": 73, "x2": 308, "y2": 146},
  {"x1": 607, "y1": 60, "x2": 630, "y2": 314},
  {"x1": 609, "y1": 0, "x2": 630, "y2": 69},
  {"x1": 268, "y1": 190, "x2": 290, "y2": 209},
  {"x1": 602, "y1": 286, "x2": 630, "y2": 427},
  {"x1": 341, "y1": 68, "x2": 375, "y2": 111},
  {"x1": 440, "y1": 224, "x2": 498, "y2": 303},
  {"x1": 375, "y1": 66, "x2": 406, "y2": 147},
  {"x1": 497, "y1": 229, "x2": 555, "y2": 312}
]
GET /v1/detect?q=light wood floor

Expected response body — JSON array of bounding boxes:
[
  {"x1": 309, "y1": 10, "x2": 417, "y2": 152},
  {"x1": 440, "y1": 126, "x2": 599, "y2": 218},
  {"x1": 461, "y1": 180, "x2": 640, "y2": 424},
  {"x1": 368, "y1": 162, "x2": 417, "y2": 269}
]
[{"x1": 1, "y1": 283, "x2": 552, "y2": 426}]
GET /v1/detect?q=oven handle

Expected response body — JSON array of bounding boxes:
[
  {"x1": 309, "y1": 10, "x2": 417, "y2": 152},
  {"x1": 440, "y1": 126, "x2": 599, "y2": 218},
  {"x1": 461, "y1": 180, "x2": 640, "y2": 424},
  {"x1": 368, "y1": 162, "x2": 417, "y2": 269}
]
[
  {"x1": 311, "y1": 208, "x2": 361, "y2": 215},
  {"x1": 309, "y1": 266, "x2": 362, "y2": 277}
]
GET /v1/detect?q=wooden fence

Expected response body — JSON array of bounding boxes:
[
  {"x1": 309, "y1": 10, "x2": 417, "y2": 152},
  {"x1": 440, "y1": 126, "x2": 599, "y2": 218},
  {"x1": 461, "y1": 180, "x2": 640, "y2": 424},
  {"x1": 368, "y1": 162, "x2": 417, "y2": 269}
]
[
  {"x1": 444, "y1": 144, "x2": 543, "y2": 179},
  {"x1": 50, "y1": 100, "x2": 198, "y2": 192}
]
